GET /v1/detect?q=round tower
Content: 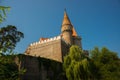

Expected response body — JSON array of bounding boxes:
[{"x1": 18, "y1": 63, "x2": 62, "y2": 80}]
[{"x1": 61, "y1": 10, "x2": 73, "y2": 45}]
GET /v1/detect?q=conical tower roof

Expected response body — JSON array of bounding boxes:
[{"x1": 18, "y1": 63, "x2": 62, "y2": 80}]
[
  {"x1": 62, "y1": 10, "x2": 78, "y2": 37},
  {"x1": 72, "y1": 26, "x2": 78, "y2": 37},
  {"x1": 62, "y1": 10, "x2": 72, "y2": 25}
]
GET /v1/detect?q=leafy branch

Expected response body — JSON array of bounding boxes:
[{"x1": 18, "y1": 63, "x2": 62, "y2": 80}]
[{"x1": 0, "y1": 6, "x2": 10, "y2": 23}]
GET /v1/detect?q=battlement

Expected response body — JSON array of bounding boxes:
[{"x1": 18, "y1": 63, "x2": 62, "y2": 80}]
[
  {"x1": 25, "y1": 35, "x2": 65, "y2": 62},
  {"x1": 29, "y1": 36, "x2": 61, "y2": 46}
]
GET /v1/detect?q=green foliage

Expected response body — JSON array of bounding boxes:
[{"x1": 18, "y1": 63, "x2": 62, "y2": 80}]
[
  {"x1": 0, "y1": 55, "x2": 19, "y2": 80},
  {"x1": 0, "y1": 24, "x2": 24, "y2": 80},
  {"x1": 0, "y1": 3, "x2": 25, "y2": 80},
  {"x1": 0, "y1": 6, "x2": 10, "y2": 23},
  {"x1": 0, "y1": 25, "x2": 24, "y2": 55},
  {"x1": 63, "y1": 45, "x2": 97, "y2": 80},
  {"x1": 0, "y1": 54, "x2": 26, "y2": 80},
  {"x1": 90, "y1": 47, "x2": 120, "y2": 80}
]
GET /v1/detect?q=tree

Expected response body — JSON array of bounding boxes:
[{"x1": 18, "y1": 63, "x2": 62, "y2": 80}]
[
  {"x1": 0, "y1": 26, "x2": 25, "y2": 80},
  {"x1": 0, "y1": 2, "x2": 25, "y2": 80},
  {"x1": 90, "y1": 47, "x2": 120, "y2": 80},
  {"x1": 0, "y1": 55, "x2": 19, "y2": 80},
  {"x1": 63, "y1": 45, "x2": 97, "y2": 80},
  {"x1": 0, "y1": 25, "x2": 24, "y2": 55}
]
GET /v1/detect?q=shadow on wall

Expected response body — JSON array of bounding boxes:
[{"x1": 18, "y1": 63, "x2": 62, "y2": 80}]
[{"x1": 15, "y1": 54, "x2": 67, "y2": 80}]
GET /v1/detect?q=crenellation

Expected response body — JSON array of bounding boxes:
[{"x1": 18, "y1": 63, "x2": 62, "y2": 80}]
[
  {"x1": 30, "y1": 43, "x2": 33, "y2": 46},
  {"x1": 35, "y1": 42, "x2": 38, "y2": 45},
  {"x1": 28, "y1": 36, "x2": 61, "y2": 47}
]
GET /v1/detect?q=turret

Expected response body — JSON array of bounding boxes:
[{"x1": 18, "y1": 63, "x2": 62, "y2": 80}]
[{"x1": 61, "y1": 10, "x2": 73, "y2": 45}]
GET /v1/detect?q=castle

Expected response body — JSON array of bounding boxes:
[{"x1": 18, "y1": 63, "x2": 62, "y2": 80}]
[{"x1": 25, "y1": 10, "x2": 82, "y2": 62}]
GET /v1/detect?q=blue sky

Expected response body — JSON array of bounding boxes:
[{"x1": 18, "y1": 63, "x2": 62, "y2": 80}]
[{"x1": 0, "y1": 0, "x2": 120, "y2": 56}]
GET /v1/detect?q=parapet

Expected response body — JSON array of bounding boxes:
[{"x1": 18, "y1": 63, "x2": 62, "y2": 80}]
[{"x1": 29, "y1": 35, "x2": 61, "y2": 47}]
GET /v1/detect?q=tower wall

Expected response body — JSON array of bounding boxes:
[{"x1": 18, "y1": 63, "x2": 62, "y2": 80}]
[
  {"x1": 73, "y1": 36, "x2": 82, "y2": 49},
  {"x1": 61, "y1": 39, "x2": 70, "y2": 59},
  {"x1": 62, "y1": 30, "x2": 73, "y2": 45},
  {"x1": 61, "y1": 24, "x2": 73, "y2": 45}
]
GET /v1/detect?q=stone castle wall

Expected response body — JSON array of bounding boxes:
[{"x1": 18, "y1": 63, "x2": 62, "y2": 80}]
[
  {"x1": 15, "y1": 55, "x2": 65, "y2": 80},
  {"x1": 26, "y1": 36, "x2": 68, "y2": 62},
  {"x1": 20, "y1": 56, "x2": 41, "y2": 80}
]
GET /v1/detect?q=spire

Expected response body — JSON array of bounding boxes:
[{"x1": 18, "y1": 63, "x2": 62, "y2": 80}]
[
  {"x1": 61, "y1": 9, "x2": 78, "y2": 37},
  {"x1": 62, "y1": 9, "x2": 72, "y2": 25}
]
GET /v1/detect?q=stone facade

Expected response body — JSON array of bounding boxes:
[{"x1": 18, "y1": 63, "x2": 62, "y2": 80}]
[
  {"x1": 25, "y1": 11, "x2": 82, "y2": 62},
  {"x1": 25, "y1": 36, "x2": 69, "y2": 62},
  {"x1": 15, "y1": 55, "x2": 65, "y2": 80}
]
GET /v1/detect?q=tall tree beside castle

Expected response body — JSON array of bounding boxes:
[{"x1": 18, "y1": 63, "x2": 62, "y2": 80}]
[
  {"x1": 63, "y1": 45, "x2": 99, "y2": 80},
  {"x1": 0, "y1": 25, "x2": 24, "y2": 79},
  {"x1": 0, "y1": 25, "x2": 24, "y2": 55}
]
